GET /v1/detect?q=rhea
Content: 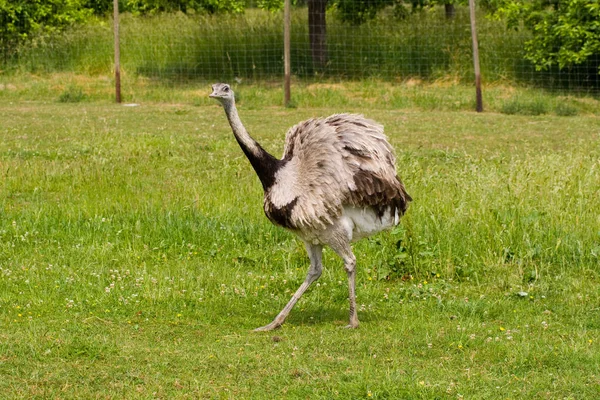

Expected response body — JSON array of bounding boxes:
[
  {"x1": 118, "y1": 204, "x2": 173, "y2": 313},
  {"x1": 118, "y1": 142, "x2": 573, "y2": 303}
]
[{"x1": 209, "y1": 83, "x2": 411, "y2": 331}]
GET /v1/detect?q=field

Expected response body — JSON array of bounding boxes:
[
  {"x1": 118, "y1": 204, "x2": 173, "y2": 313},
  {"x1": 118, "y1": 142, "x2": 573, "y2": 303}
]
[{"x1": 1, "y1": 80, "x2": 600, "y2": 398}]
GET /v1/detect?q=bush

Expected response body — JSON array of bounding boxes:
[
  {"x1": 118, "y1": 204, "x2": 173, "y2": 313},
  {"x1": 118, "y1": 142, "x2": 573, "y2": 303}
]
[
  {"x1": 496, "y1": 0, "x2": 600, "y2": 74},
  {"x1": 83, "y1": 0, "x2": 244, "y2": 15},
  {"x1": 0, "y1": 0, "x2": 91, "y2": 59}
]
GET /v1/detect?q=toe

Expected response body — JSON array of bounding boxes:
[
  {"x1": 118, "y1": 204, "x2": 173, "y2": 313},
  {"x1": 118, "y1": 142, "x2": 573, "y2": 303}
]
[{"x1": 253, "y1": 322, "x2": 281, "y2": 332}]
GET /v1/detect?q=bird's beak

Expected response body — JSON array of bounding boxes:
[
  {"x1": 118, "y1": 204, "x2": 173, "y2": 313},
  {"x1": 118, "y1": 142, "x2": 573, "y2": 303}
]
[{"x1": 209, "y1": 84, "x2": 219, "y2": 98}]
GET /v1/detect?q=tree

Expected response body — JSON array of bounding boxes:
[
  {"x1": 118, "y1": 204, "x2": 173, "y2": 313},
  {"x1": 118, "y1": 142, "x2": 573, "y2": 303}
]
[
  {"x1": 0, "y1": 0, "x2": 90, "y2": 59},
  {"x1": 335, "y1": 0, "x2": 467, "y2": 25},
  {"x1": 308, "y1": 0, "x2": 328, "y2": 70},
  {"x1": 495, "y1": 0, "x2": 600, "y2": 72},
  {"x1": 83, "y1": 0, "x2": 244, "y2": 15},
  {"x1": 444, "y1": 0, "x2": 457, "y2": 18},
  {"x1": 336, "y1": 0, "x2": 394, "y2": 25}
]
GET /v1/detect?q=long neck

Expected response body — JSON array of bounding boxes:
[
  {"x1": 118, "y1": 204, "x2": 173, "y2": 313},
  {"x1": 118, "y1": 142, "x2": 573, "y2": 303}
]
[{"x1": 223, "y1": 101, "x2": 281, "y2": 190}]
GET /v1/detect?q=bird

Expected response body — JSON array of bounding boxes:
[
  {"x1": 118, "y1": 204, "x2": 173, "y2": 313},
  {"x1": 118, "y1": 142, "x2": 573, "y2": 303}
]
[{"x1": 209, "y1": 83, "x2": 411, "y2": 331}]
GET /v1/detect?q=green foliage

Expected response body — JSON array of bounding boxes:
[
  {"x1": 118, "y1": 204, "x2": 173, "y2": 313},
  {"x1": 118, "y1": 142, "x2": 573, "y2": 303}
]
[
  {"x1": 3, "y1": 7, "x2": 599, "y2": 91},
  {"x1": 83, "y1": 0, "x2": 244, "y2": 15},
  {"x1": 82, "y1": 0, "x2": 113, "y2": 15},
  {"x1": 335, "y1": 0, "x2": 396, "y2": 25},
  {"x1": 335, "y1": 0, "x2": 468, "y2": 25},
  {"x1": 495, "y1": 0, "x2": 600, "y2": 73},
  {"x1": 0, "y1": 0, "x2": 91, "y2": 58},
  {"x1": 124, "y1": 0, "x2": 245, "y2": 14},
  {"x1": 256, "y1": 0, "x2": 285, "y2": 12}
]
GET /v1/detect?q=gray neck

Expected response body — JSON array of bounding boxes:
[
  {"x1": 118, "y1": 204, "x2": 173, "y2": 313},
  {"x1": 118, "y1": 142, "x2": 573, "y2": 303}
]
[{"x1": 223, "y1": 101, "x2": 282, "y2": 190}]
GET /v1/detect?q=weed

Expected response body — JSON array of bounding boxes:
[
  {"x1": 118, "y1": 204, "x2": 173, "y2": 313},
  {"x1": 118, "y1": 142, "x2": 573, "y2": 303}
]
[
  {"x1": 555, "y1": 102, "x2": 578, "y2": 116},
  {"x1": 501, "y1": 97, "x2": 550, "y2": 115},
  {"x1": 58, "y1": 84, "x2": 86, "y2": 103}
]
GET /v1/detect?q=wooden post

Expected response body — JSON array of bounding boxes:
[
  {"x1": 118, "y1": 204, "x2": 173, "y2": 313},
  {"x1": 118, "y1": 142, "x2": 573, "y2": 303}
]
[
  {"x1": 283, "y1": 0, "x2": 291, "y2": 106},
  {"x1": 113, "y1": 0, "x2": 121, "y2": 103},
  {"x1": 469, "y1": 0, "x2": 482, "y2": 112}
]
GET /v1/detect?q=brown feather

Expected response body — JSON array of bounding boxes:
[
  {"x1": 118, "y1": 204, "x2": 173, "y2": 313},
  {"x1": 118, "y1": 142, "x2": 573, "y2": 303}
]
[{"x1": 265, "y1": 113, "x2": 410, "y2": 230}]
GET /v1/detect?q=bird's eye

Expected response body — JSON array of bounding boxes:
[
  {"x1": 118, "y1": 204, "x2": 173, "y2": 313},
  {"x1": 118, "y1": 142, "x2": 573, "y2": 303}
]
[{"x1": 223, "y1": 86, "x2": 229, "y2": 92}]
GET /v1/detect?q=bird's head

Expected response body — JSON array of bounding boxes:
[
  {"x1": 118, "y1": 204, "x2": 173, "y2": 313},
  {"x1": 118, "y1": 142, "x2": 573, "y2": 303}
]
[{"x1": 209, "y1": 83, "x2": 235, "y2": 106}]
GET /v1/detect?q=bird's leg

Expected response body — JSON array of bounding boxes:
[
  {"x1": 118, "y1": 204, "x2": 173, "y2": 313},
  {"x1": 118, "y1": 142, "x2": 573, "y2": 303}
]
[
  {"x1": 253, "y1": 243, "x2": 323, "y2": 332},
  {"x1": 329, "y1": 240, "x2": 359, "y2": 329},
  {"x1": 343, "y1": 253, "x2": 359, "y2": 329}
]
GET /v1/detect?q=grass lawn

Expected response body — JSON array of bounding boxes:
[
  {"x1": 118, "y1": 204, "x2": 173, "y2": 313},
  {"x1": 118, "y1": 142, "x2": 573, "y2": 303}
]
[{"x1": 1, "y1": 82, "x2": 600, "y2": 398}]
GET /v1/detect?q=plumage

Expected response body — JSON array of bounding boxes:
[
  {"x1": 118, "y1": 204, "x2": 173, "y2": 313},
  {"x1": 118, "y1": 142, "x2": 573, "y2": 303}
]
[
  {"x1": 210, "y1": 83, "x2": 411, "y2": 331},
  {"x1": 266, "y1": 113, "x2": 411, "y2": 232}
]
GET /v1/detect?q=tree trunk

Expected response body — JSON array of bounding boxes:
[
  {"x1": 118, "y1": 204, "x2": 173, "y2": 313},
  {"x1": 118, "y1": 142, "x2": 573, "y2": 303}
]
[
  {"x1": 308, "y1": 0, "x2": 327, "y2": 71},
  {"x1": 445, "y1": 4, "x2": 456, "y2": 19}
]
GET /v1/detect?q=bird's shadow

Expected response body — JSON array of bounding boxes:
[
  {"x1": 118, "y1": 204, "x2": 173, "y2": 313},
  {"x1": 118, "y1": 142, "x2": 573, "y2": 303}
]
[{"x1": 280, "y1": 305, "x2": 376, "y2": 328}]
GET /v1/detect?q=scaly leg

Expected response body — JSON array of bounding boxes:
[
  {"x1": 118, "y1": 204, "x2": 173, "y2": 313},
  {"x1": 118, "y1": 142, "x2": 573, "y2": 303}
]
[
  {"x1": 329, "y1": 239, "x2": 359, "y2": 329},
  {"x1": 254, "y1": 243, "x2": 323, "y2": 332}
]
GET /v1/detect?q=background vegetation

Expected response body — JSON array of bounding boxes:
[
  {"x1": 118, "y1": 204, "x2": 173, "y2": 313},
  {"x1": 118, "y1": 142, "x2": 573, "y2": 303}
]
[{"x1": 1, "y1": 1, "x2": 600, "y2": 92}]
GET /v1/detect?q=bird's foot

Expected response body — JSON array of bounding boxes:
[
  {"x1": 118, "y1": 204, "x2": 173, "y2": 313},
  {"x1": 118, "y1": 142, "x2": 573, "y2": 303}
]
[
  {"x1": 342, "y1": 319, "x2": 359, "y2": 329},
  {"x1": 253, "y1": 321, "x2": 282, "y2": 332}
]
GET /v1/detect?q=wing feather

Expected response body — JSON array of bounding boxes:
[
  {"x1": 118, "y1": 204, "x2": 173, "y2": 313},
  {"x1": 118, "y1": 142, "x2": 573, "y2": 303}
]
[{"x1": 269, "y1": 113, "x2": 411, "y2": 230}]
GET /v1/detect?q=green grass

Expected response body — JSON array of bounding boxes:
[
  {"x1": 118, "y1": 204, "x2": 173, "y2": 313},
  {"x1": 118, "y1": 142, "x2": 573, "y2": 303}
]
[
  {"x1": 57, "y1": 84, "x2": 87, "y2": 103},
  {"x1": 1, "y1": 73, "x2": 599, "y2": 115},
  {"x1": 4, "y1": 7, "x2": 599, "y2": 91},
  {"x1": 1, "y1": 82, "x2": 600, "y2": 398}
]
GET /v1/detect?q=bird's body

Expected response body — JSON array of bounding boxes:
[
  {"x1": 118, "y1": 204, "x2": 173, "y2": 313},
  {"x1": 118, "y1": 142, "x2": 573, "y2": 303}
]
[
  {"x1": 265, "y1": 114, "x2": 408, "y2": 233},
  {"x1": 210, "y1": 83, "x2": 411, "y2": 331}
]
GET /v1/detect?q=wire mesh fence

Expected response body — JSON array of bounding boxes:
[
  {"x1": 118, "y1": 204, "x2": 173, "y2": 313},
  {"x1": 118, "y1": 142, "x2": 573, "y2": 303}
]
[{"x1": 2, "y1": 4, "x2": 599, "y2": 95}]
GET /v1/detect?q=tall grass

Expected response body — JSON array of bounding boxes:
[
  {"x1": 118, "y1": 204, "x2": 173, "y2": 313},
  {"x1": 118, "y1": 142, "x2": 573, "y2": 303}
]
[{"x1": 5, "y1": 7, "x2": 598, "y2": 91}]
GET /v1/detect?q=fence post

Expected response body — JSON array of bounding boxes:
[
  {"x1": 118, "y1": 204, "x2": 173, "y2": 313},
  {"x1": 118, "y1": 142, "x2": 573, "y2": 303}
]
[
  {"x1": 113, "y1": 0, "x2": 121, "y2": 103},
  {"x1": 469, "y1": 0, "x2": 483, "y2": 112},
  {"x1": 283, "y1": 0, "x2": 291, "y2": 106}
]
